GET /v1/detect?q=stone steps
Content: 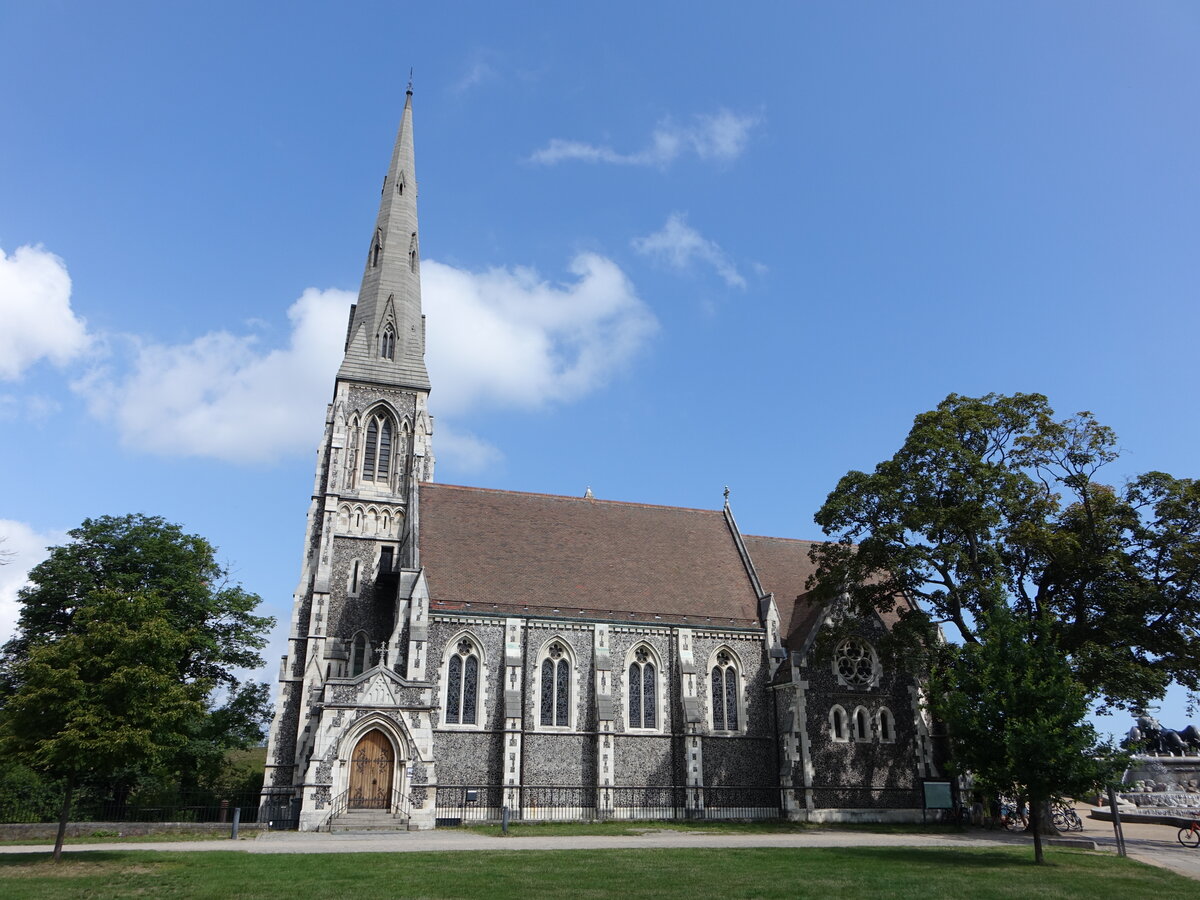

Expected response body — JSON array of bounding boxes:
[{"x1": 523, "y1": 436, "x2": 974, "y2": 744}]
[{"x1": 329, "y1": 810, "x2": 411, "y2": 833}]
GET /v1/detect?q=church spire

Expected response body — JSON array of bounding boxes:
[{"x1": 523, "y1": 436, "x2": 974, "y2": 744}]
[{"x1": 337, "y1": 86, "x2": 431, "y2": 391}]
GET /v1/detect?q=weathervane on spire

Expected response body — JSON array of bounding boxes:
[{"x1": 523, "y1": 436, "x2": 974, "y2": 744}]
[
  {"x1": 407, "y1": 68, "x2": 414, "y2": 94},
  {"x1": 723, "y1": 486, "x2": 731, "y2": 506}
]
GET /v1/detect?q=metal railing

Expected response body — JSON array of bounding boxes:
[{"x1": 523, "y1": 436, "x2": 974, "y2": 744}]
[
  {"x1": 434, "y1": 784, "x2": 786, "y2": 825},
  {"x1": 0, "y1": 790, "x2": 269, "y2": 826}
]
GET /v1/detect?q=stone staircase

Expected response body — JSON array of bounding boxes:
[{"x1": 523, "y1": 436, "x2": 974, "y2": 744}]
[{"x1": 328, "y1": 808, "x2": 412, "y2": 833}]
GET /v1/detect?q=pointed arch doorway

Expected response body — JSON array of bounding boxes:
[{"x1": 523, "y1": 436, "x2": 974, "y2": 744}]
[{"x1": 348, "y1": 730, "x2": 394, "y2": 809}]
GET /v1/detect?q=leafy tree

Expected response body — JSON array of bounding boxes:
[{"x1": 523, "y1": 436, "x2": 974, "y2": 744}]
[
  {"x1": 810, "y1": 392, "x2": 1200, "y2": 713},
  {"x1": 0, "y1": 589, "x2": 208, "y2": 860},
  {"x1": 929, "y1": 606, "x2": 1123, "y2": 863},
  {"x1": 0, "y1": 515, "x2": 275, "y2": 802}
]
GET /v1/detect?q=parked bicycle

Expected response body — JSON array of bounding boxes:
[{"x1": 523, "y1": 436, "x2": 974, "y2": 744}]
[{"x1": 1051, "y1": 802, "x2": 1083, "y2": 832}]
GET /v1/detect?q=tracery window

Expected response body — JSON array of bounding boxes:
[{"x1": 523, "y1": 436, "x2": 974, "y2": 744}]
[
  {"x1": 627, "y1": 645, "x2": 658, "y2": 730},
  {"x1": 350, "y1": 632, "x2": 369, "y2": 677},
  {"x1": 710, "y1": 649, "x2": 740, "y2": 732},
  {"x1": 834, "y1": 638, "x2": 877, "y2": 687},
  {"x1": 361, "y1": 413, "x2": 394, "y2": 483},
  {"x1": 830, "y1": 705, "x2": 849, "y2": 742},
  {"x1": 444, "y1": 637, "x2": 480, "y2": 726},
  {"x1": 380, "y1": 325, "x2": 396, "y2": 360},
  {"x1": 539, "y1": 641, "x2": 571, "y2": 728}
]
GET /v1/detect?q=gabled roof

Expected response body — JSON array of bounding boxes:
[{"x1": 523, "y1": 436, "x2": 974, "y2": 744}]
[
  {"x1": 740, "y1": 534, "x2": 825, "y2": 649},
  {"x1": 418, "y1": 483, "x2": 762, "y2": 626}
]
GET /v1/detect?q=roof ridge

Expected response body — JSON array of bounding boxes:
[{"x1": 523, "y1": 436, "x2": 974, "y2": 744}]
[
  {"x1": 743, "y1": 533, "x2": 825, "y2": 545},
  {"x1": 420, "y1": 481, "x2": 724, "y2": 515}
]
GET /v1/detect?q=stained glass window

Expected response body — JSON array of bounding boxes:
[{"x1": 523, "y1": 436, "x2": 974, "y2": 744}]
[
  {"x1": 555, "y1": 659, "x2": 569, "y2": 725},
  {"x1": 351, "y1": 633, "x2": 368, "y2": 677},
  {"x1": 540, "y1": 659, "x2": 554, "y2": 726},
  {"x1": 835, "y1": 638, "x2": 876, "y2": 686},
  {"x1": 444, "y1": 637, "x2": 479, "y2": 726},
  {"x1": 710, "y1": 650, "x2": 739, "y2": 732},
  {"x1": 361, "y1": 413, "x2": 395, "y2": 483},
  {"x1": 627, "y1": 646, "x2": 657, "y2": 729}
]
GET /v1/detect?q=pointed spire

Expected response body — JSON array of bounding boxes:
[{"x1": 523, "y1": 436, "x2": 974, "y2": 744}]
[{"x1": 337, "y1": 86, "x2": 431, "y2": 391}]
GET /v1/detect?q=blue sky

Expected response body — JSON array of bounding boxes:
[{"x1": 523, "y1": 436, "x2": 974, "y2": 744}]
[{"x1": 1, "y1": 2, "x2": 1196, "y2": 740}]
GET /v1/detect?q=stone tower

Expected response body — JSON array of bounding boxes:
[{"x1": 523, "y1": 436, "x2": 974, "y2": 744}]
[{"x1": 262, "y1": 86, "x2": 437, "y2": 823}]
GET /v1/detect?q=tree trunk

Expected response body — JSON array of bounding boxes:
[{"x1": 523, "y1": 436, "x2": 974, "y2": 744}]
[
  {"x1": 1026, "y1": 799, "x2": 1060, "y2": 836},
  {"x1": 53, "y1": 776, "x2": 74, "y2": 863},
  {"x1": 1030, "y1": 797, "x2": 1044, "y2": 864}
]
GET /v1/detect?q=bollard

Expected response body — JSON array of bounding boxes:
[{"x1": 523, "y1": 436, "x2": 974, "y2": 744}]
[
  {"x1": 502, "y1": 805, "x2": 510, "y2": 835},
  {"x1": 219, "y1": 799, "x2": 229, "y2": 823},
  {"x1": 231, "y1": 806, "x2": 241, "y2": 840}
]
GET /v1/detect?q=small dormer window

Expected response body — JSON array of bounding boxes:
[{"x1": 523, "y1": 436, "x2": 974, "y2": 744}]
[
  {"x1": 371, "y1": 230, "x2": 383, "y2": 268},
  {"x1": 380, "y1": 325, "x2": 395, "y2": 360}
]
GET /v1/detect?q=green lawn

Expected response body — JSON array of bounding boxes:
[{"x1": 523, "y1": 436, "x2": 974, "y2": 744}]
[
  {"x1": 0, "y1": 847, "x2": 1188, "y2": 899},
  {"x1": 464, "y1": 819, "x2": 967, "y2": 837}
]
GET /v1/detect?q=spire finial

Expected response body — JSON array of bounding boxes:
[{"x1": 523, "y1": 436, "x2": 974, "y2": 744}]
[
  {"x1": 723, "y1": 485, "x2": 731, "y2": 506},
  {"x1": 583, "y1": 486, "x2": 594, "y2": 500},
  {"x1": 407, "y1": 68, "x2": 414, "y2": 95}
]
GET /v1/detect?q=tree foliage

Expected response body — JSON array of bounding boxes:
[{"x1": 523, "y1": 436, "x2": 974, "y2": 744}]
[
  {"x1": 0, "y1": 514, "x2": 276, "y2": 787},
  {"x1": 929, "y1": 606, "x2": 1124, "y2": 862},
  {"x1": 810, "y1": 392, "x2": 1200, "y2": 712}
]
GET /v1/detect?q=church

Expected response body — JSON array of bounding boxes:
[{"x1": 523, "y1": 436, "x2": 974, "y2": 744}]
[{"x1": 262, "y1": 88, "x2": 939, "y2": 831}]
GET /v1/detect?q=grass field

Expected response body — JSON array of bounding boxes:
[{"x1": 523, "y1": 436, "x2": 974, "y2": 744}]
[{"x1": 0, "y1": 847, "x2": 1189, "y2": 899}]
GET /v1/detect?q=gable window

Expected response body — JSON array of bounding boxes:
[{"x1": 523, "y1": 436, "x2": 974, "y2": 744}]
[
  {"x1": 627, "y1": 645, "x2": 658, "y2": 730},
  {"x1": 830, "y1": 705, "x2": 849, "y2": 742},
  {"x1": 834, "y1": 638, "x2": 878, "y2": 688},
  {"x1": 444, "y1": 638, "x2": 480, "y2": 726},
  {"x1": 710, "y1": 649, "x2": 740, "y2": 732},
  {"x1": 380, "y1": 325, "x2": 396, "y2": 360},
  {"x1": 362, "y1": 413, "x2": 394, "y2": 483},
  {"x1": 539, "y1": 641, "x2": 571, "y2": 728},
  {"x1": 878, "y1": 707, "x2": 895, "y2": 744},
  {"x1": 853, "y1": 706, "x2": 872, "y2": 742},
  {"x1": 350, "y1": 632, "x2": 369, "y2": 677}
]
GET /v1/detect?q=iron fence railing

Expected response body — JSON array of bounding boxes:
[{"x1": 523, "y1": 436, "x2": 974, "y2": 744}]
[
  {"x1": 0, "y1": 790, "x2": 270, "y2": 826},
  {"x1": 434, "y1": 784, "x2": 786, "y2": 825}
]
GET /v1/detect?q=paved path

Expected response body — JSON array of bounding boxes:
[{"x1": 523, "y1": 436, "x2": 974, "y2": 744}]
[{"x1": 1, "y1": 817, "x2": 1196, "y2": 881}]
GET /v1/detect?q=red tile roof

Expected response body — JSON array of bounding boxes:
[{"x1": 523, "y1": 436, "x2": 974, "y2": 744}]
[
  {"x1": 740, "y1": 534, "x2": 825, "y2": 648},
  {"x1": 418, "y1": 483, "x2": 762, "y2": 626}
]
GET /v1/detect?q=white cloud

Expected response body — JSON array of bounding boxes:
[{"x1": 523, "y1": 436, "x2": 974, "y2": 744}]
[
  {"x1": 530, "y1": 109, "x2": 761, "y2": 168},
  {"x1": 633, "y1": 213, "x2": 746, "y2": 289},
  {"x1": 0, "y1": 244, "x2": 90, "y2": 380},
  {"x1": 73, "y1": 287, "x2": 353, "y2": 464},
  {"x1": 451, "y1": 58, "x2": 496, "y2": 94},
  {"x1": 423, "y1": 253, "x2": 657, "y2": 414},
  {"x1": 0, "y1": 520, "x2": 69, "y2": 643},
  {"x1": 73, "y1": 254, "x2": 655, "y2": 467}
]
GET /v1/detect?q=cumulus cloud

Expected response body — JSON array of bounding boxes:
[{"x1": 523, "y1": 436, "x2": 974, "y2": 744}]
[
  {"x1": 633, "y1": 213, "x2": 746, "y2": 288},
  {"x1": 0, "y1": 520, "x2": 69, "y2": 642},
  {"x1": 0, "y1": 244, "x2": 90, "y2": 380},
  {"x1": 423, "y1": 253, "x2": 657, "y2": 414},
  {"x1": 530, "y1": 109, "x2": 760, "y2": 168},
  {"x1": 74, "y1": 287, "x2": 353, "y2": 463},
  {"x1": 73, "y1": 254, "x2": 654, "y2": 468},
  {"x1": 451, "y1": 58, "x2": 497, "y2": 94}
]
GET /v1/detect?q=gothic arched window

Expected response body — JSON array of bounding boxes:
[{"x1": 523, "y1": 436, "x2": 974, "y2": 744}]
[
  {"x1": 380, "y1": 325, "x2": 395, "y2": 360},
  {"x1": 444, "y1": 637, "x2": 480, "y2": 726},
  {"x1": 878, "y1": 707, "x2": 895, "y2": 744},
  {"x1": 830, "y1": 705, "x2": 849, "y2": 742},
  {"x1": 627, "y1": 645, "x2": 658, "y2": 730},
  {"x1": 710, "y1": 648, "x2": 740, "y2": 732},
  {"x1": 350, "y1": 632, "x2": 369, "y2": 677},
  {"x1": 361, "y1": 413, "x2": 394, "y2": 483},
  {"x1": 853, "y1": 706, "x2": 872, "y2": 742},
  {"x1": 539, "y1": 641, "x2": 572, "y2": 728}
]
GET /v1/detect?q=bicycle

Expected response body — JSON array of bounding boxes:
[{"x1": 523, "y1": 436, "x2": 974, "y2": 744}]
[
  {"x1": 1052, "y1": 803, "x2": 1083, "y2": 832},
  {"x1": 1178, "y1": 820, "x2": 1200, "y2": 848}
]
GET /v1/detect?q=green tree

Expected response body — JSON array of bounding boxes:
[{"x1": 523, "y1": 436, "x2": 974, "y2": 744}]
[
  {"x1": 810, "y1": 392, "x2": 1200, "y2": 712},
  {"x1": 0, "y1": 515, "x2": 275, "y2": 799},
  {"x1": 929, "y1": 606, "x2": 1123, "y2": 863},
  {"x1": 0, "y1": 590, "x2": 208, "y2": 860}
]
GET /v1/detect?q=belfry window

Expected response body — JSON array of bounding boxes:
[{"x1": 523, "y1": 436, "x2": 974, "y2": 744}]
[
  {"x1": 540, "y1": 641, "x2": 571, "y2": 728},
  {"x1": 361, "y1": 414, "x2": 394, "y2": 483},
  {"x1": 444, "y1": 638, "x2": 480, "y2": 726},
  {"x1": 710, "y1": 649, "x2": 740, "y2": 732},
  {"x1": 627, "y1": 645, "x2": 657, "y2": 730},
  {"x1": 380, "y1": 325, "x2": 395, "y2": 360}
]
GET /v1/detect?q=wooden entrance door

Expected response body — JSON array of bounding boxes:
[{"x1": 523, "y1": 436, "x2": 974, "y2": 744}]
[{"x1": 348, "y1": 730, "x2": 394, "y2": 809}]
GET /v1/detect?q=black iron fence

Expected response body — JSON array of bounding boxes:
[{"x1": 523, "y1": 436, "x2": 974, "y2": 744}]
[
  {"x1": 434, "y1": 784, "x2": 784, "y2": 825},
  {"x1": 0, "y1": 790, "x2": 270, "y2": 826}
]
